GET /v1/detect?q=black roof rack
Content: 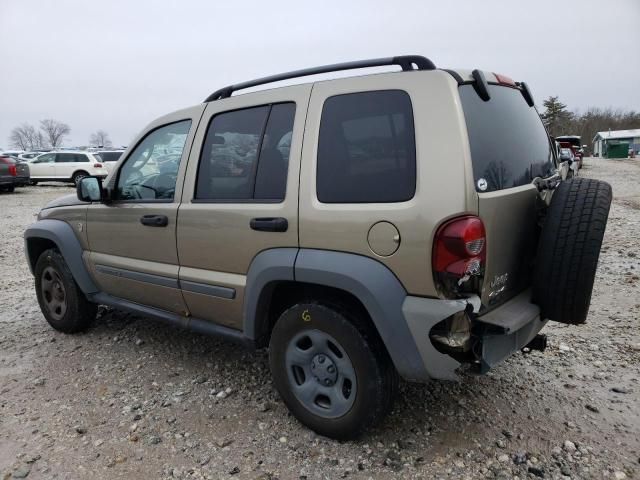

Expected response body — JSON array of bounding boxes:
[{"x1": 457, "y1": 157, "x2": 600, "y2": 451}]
[{"x1": 204, "y1": 55, "x2": 436, "y2": 102}]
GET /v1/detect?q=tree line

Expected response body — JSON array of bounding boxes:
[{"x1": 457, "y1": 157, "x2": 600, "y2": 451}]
[
  {"x1": 9, "y1": 120, "x2": 112, "y2": 150},
  {"x1": 9, "y1": 99, "x2": 639, "y2": 153},
  {"x1": 540, "y1": 96, "x2": 640, "y2": 148}
]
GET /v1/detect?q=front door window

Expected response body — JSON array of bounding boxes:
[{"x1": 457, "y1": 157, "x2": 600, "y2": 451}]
[{"x1": 116, "y1": 120, "x2": 191, "y2": 201}]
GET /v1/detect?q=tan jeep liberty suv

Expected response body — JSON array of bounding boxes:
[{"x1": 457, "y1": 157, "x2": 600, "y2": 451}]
[{"x1": 25, "y1": 55, "x2": 612, "y2": 439}]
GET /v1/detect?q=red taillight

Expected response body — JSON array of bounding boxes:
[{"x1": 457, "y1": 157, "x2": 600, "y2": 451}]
[
  {"x1": 94, "y1": 163, "x2": 103, "y2": 168},
  {"x1": 493, "y1": 72, "x2": 516, "y2": 86},
  {"x1": 433, "y1": 216, "x2": 486, "y2": 277},
  {"x1": 8, "y1": 164, "x2": 17, "y2": 176}
]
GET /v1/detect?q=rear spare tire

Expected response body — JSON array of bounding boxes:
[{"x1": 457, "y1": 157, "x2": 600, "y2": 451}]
[{"x1": 533, "y1": 178, "x2": 612, "y2": 324}]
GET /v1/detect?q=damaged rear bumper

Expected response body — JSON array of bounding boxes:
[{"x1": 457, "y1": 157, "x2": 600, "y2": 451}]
[
  {"x1": 401, "y1": 289, "x2": 546, "y2": 382},
  {"x1": 475, "y1": 289, "x2": 547, "y2": 373}
]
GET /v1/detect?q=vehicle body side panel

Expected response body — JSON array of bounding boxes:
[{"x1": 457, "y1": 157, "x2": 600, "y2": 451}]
[
  {"x1": 24, "y1": 218, "x2": 98, "y2": 294},
  {"x1": 299, "y1": 70, "x2": 474, "y2": 297},
  {"x1": 243, "y1": 248, "x2": 298, "y2": 340},
  {"x1": 84, "y1": 104, "x2": 205, "y2": 314},
  {"x1": 294, "y1": 248, "x2": 433, "y2": 382},
  {"x1": 176, "y1": 84, "x2": 311, "y2": 329}
]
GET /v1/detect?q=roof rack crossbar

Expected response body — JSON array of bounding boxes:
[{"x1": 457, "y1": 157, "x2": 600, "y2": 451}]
[{"x1": 204, "y1": 55, "x2": 436, "y2": 102}]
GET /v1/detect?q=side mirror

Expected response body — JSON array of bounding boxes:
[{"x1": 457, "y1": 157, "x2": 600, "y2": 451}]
[{"x1": 77, "y1": 176, "x2": 104, "y2": 202}]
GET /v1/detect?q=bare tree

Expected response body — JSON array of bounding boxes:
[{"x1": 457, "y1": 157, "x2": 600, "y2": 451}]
[
  {"x1": 89, "y1": 130, "x2": 113, "y2": 147},
  {"x1": 9, "y1": 124, "x2": 31, "y2": 150},
  {"x1": 34, "y1": 131, "x2": 47, "y2": 150},
  {"x1": 9, "y1": 123, "x2": 47, "y2": 150},
  {"x1": 40, "y1": 119, "x2": 70, "y2": 148}
]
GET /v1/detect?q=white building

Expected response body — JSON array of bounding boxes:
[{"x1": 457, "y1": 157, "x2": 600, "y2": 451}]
[{"x1": 592, "y1": 129, "x2": 640, "y2": 158}]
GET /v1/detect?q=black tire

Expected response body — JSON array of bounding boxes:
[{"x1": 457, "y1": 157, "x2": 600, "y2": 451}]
[
  {"x1": 533, "y1": 178, "x2": 612, "y2": 324},
  {"x1": 4, "y1": 185, "x2": 15, "y2": 192},
  {"x1": 30, "y1": 180, "x2": 38, "y2": 186},
  {"x1": 35, "y1": 248, "x2": 97, "y2": 333},
  {"x1": 72, "y1": 171, "x2": 89, "y2": 186},
  {"x1": 269, "y1": 303, "x2": 397, "y2": 439}
]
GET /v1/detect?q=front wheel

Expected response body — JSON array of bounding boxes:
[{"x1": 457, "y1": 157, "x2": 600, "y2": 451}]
[
  {"x1": 269, "y1": 303, "x2": 397, "y2": 439},
  {"x1": 35, "y1": 249, "x2": 97, "y2": 333}
]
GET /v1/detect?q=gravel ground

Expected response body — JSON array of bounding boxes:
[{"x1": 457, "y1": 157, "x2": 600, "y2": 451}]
[{"x1": 1, "y1": 159, "x2": 638, "y2": 480}]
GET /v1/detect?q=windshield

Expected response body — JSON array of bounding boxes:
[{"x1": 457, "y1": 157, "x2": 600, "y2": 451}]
[{"x1": 460, "y1": 84, "x2": 555, "y2": 192}]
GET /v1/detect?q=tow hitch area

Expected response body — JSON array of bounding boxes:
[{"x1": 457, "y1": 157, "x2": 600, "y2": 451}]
[{"x1": 523, "y1": 334, "x2": 547, "y2": 352}]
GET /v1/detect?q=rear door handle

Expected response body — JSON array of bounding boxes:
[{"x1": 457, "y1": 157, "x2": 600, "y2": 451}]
[
  {"x1": 140, "y1": 214, "x2": 168, "y2": 227},
  {"x1": 250, "y1": 217, "x2": 288, "y2": 232}
]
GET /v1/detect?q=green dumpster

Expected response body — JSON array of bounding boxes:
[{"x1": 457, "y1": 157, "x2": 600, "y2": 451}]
[{"x1": 607, "y1": 143, "x2": 629, "y2": 159}]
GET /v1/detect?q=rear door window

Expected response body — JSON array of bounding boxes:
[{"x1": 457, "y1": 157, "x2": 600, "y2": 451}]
[
  {"x1": 55, "y1": 153, "x2": 76, "y2": 163},
  {"x1": 459, "y1": 84, "x2": 554, "y2": 192},
  {"x1": 316, "y1": 90, "x2": 416, "y2": 203},
  {"x1": 195, "y1": 102, "x2": 295, "y2": 201}
]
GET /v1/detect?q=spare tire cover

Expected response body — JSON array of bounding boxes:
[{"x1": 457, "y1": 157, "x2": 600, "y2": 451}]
[{"x1": 532, "y1": 178, "x2": 612, "y2": 324}]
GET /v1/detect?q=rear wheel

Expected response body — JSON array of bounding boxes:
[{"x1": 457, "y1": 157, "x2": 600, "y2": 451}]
[
  {"x1": 35, "y1": 249, "x2": 97, "y2": 333},
  {"x1": 269, "y1": 303, "x2": 397, "y2": 439},
  {"x1": 72, "y1": 171, "x2": 89, "y2": 186},
  {"x1": 533, "y1": 178, "x2": 612, "y2": 324}
]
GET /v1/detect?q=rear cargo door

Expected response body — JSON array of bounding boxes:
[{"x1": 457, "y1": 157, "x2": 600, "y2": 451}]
[{"x1": 459, "y1": 82, "x2": 555, "y2": 310}]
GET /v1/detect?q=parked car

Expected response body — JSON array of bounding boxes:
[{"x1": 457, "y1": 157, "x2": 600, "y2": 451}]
[
  {"x1": 28, "y1": 151, "x2": 107, "y2": 185},
  {"x1": 24, "y1": 56, "x2": 612, "y2": 439},
  {"x1": 18, "y1": 152, "x2": 45, "y2": 162},
  {"x1": 558, "y1": 141, "x2": 582, "y2": 169},
  {"x1": 559, "y1": 148, "x2": 579, "y2": 177},
  {"x1": 93, "y1": 150, "x2": 125, "y2": 173},
  {"x1": 555, "y1": 135, "x2": 584, "y2": 162},
  {"x1": 1, "y1": 151, "x2": 26, "y2": 163},
  {"x1": 559, "y1": 147, "x2": 573, "y2": 161},
  {"x1": 0, "y1": 155, "x2": 30, "y2": 192}
]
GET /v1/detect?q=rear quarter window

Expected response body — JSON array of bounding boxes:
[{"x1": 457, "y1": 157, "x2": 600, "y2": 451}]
[
  {"x1": 317, "y1": 90, "x2": 416, "y2": 203},
  {"x1": 460, "y1": 84, "x2": 554, "y2": 192},
  {"x1": 98, "y1": 152, "x2": 124, "y2": 162}
]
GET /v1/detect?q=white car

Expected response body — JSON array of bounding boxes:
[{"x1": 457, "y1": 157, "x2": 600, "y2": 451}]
[
  {"x1": 93, "y1": 150, "x2": 125, "y2": 173},
  {"x1": 28, "y1": 151, "x2": 107, "y2": 185}
]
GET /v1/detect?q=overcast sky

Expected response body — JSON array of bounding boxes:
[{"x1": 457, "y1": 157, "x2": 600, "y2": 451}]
[{"x1": 1, "y1": 0, "x2": 639, "y2": 148}]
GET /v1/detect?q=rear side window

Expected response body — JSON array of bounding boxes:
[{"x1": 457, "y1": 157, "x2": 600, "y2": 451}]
[
  {"x1": 196, "y1": 103, "x2": 295, "y2": 201},
  {"x1": 460, "y1": 84, "x2": 554, "y2": 192},
  {"x1": 98, "y1": 151, "x2": 123, "y2": 162},
  {"x1": 55, "y1": 153, "x2": 88, "y2": 163},
  {"x1": 317, "y1": 90, "x2": 416, "y2": 203}
]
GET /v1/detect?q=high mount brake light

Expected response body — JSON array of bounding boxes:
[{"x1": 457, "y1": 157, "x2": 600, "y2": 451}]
[
  {"x1": 493, "y1": 72, "x2": 516, "y2": 86},
  {"x1": 433, "y1": 216, "x2": 486, "y2": 278}
]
